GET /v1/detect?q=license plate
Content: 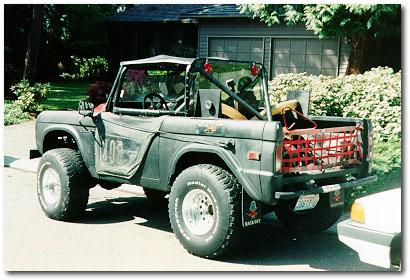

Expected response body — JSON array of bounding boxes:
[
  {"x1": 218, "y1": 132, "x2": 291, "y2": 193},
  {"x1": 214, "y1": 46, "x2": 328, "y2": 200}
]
[{"x1": 294, "y1": 194, "x2": 320, "y2": 211}]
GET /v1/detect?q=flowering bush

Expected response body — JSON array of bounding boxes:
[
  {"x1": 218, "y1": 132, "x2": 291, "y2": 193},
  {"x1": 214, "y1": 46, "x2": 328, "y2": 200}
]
[
  {"x1": 86, "y1": 81, "x2": 112, "y2": 106},
  {"x1": 269, "y1": 67, "x2": 401, "y2": 142},
  {"x1": 10, "y1": 80, "x2": 50, "y2": 113}
]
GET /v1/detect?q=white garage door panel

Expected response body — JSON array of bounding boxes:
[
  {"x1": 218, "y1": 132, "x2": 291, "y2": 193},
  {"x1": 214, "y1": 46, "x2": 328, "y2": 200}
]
[
  {"x1": 273, "y1": 38, "x2": 339, "y2": 77},
  {"x1": 209, "y1": 38, "x2": 263, "y2": 63}
]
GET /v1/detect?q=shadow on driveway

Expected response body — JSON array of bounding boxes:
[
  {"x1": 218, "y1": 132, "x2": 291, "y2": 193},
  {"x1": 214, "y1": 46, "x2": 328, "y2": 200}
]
[
  {"x1": 4, "y1": 155, "x2": 20, "y2": 167},
  {"x1": 70, "y1": 194, "x2": 397, "y2": 271}
]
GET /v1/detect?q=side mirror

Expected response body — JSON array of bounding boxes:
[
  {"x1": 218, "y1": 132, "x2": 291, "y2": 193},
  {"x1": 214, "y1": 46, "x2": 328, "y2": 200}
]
[{"x1": 78, "y1": 100, "x2": 94, "y2": 117}]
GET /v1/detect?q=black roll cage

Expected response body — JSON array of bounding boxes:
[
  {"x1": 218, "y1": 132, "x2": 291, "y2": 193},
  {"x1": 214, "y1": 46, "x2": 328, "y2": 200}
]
[{"x1": 105, "y1": 57, "x2": 272, "y2": 121}]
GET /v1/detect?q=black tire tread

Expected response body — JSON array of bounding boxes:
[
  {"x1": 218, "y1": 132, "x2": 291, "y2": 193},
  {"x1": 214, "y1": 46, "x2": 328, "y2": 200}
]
[
  {"x1": 39, "y1": 148, "x2": 90, "y2": 221},
  {"x1": 169, "y1": 164, "x2": 242, "y2": 259}
]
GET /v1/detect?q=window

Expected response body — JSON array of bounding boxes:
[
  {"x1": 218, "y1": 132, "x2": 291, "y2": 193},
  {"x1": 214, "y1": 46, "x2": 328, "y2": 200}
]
[{"x1": 115, "y1": 67, "x2": 186, "y2": 113}]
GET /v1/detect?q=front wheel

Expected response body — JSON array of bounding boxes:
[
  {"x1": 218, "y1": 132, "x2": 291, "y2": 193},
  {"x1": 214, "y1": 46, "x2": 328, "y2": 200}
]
[
  {"x1": 168, "y1": 164, "x2": 242, "y2": 258},
  {"x1": 37, "y1": 148, "x2": 91, "y2": 221},
  {"x1": 275, "y1": 192, "x2": 343, "y2": 233}
]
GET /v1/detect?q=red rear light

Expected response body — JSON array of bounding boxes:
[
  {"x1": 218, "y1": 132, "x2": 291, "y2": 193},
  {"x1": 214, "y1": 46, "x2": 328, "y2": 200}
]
[
  {"x1": 367, "y1": 136, "x2": 373, "y2": 161},
  {"x1": 367, "y1": 123, "x2": 374, "y2": 161},
  {"x1": 275, "y1": 143, "x2": 282, "y2": 173},
  {"x1": 204, "y1": 63, "x2": 212, "y2": 74}
]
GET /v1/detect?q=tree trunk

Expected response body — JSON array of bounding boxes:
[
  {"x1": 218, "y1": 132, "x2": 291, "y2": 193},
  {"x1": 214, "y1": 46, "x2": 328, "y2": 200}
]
[
  {"x1": 345, "y1": 32, "x2": 382, "y2": 75},
  {"x1": 23, "y1": 4, "x2": 44, "y2": 84}
]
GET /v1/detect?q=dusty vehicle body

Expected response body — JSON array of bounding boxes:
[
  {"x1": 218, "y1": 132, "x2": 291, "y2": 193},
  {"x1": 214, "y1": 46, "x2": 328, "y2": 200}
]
[{"x1": 33, "y1": 55, "x2": 376, "y2": 258}]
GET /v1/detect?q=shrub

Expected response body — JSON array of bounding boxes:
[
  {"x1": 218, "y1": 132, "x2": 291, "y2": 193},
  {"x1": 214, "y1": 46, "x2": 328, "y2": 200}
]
[
  {"x1": 10, "y1": 80, "x2": 51, "y2": 113},
  {"x1": 269, "y1": 67, "x2": 401, "y2": 142},
  {"x1": 86, "y1": 81, "x2": 111, "y2": 106},
  {"x1": 4, "y1": 101, "x2": 31, "y2": 125},
  {"x1": 60, "y1": 56, "x2": 108, "y2": 80}
]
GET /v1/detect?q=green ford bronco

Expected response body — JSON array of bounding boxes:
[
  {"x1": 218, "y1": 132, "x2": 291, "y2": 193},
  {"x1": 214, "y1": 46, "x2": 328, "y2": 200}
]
[{"x1": 32, "y1": 55, "x2": 376, "y2": 258}]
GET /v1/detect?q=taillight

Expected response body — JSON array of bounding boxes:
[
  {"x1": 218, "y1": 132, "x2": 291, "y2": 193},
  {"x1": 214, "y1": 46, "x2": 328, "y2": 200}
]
[
  {"x1": 275, "y1": 143, "x2": 282, "y2": 173},
  {"x1": 367, "y1": 122, "x2": 374, "y2": 161},
  {"x1": 367, "y1": 136, "x2": 373, "y2": 161}
]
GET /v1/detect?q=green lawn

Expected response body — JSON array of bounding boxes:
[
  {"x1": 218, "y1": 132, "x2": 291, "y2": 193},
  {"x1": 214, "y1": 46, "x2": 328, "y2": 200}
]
[{"x1": 39, "y1": 80, "x2": 94, "y2": 111}]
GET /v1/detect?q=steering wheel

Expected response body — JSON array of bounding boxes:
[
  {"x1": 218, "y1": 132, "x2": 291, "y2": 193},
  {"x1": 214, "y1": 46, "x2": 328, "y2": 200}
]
[{"x1": 143, "y1": 93, "x2": 168, "y2": 110}]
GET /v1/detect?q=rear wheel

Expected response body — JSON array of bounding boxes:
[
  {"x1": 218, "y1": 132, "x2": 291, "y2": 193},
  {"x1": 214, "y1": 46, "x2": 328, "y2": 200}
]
[
  {"x1": 168, "y1": 164, "x2": 242, "y2": 258},
  {"x1": 37, "y1": 148, "x2": 91, "y2": 221},
  {"x1": 275, "y1": 192, "x2": 343, "y2": 233}
]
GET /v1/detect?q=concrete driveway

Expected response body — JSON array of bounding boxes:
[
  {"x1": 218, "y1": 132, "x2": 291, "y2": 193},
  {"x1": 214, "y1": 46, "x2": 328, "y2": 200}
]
[{"x1": 3, "y1": 120, "x2": 39, "y2": 172}]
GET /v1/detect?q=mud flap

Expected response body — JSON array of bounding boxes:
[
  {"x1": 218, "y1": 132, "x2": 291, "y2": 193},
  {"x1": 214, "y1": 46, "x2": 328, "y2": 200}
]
[
  {"x1": 242, "y1": 188, "x2": 262, "y2": 228},
  {"x1": 329, "y1": 189, "x2": 344, "y2": 208}
]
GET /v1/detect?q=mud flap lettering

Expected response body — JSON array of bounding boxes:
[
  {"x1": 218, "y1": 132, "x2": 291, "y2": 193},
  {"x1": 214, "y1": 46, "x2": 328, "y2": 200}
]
[
  {"x1": 329, "y1": 189, "x2": 344, "y2": 208},
  {"x1": 242, "y1": 188, "x2": 262, "y2": 228}
]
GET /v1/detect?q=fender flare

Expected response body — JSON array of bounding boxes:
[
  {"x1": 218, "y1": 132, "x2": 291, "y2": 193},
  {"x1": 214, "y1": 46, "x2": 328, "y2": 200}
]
[
  {"x1": 168, "y1": 143, "x2": 262, "y2": 201},
  {"x1": 40, "y1": 124, "x2": 89, "y2": 159}
]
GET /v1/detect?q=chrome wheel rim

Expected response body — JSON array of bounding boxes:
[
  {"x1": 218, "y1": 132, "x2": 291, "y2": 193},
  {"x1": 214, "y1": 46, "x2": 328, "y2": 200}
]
[
  {"x1": 182, "y1": 189, "x2": 215, "y2": 236},
  {"x1": 42, "y1": 167, "x2": 61, "y2": 205}
]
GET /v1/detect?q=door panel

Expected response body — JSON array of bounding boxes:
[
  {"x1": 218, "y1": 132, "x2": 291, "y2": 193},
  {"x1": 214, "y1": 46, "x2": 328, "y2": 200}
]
[{"x1": 94, "y1": 112, "x2": 166, "y2": 178}]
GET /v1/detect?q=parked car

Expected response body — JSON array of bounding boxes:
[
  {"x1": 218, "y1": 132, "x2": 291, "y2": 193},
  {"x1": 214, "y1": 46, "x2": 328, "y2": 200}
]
[
  {"x1": 337, "y1": 188, "x2": 401, "y2": 268},
  {"x1": 32, "y1": 55, "x2": 376, "y2": 258}
]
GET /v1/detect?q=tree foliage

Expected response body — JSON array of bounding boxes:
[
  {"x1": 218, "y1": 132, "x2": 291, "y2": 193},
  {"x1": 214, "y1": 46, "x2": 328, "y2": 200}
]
[
  {"x1": 240, "y1": 4, "x2": 400, "y2": 39},
  {"x1": 240, "y1": 4, "x2": 401, "y2": 74}
]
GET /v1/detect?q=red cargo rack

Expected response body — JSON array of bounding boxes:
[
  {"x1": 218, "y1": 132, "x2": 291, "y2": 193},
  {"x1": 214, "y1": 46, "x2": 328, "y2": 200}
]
[{"x1": 282, "y1": 126, "x2": 363, "y2": 174}]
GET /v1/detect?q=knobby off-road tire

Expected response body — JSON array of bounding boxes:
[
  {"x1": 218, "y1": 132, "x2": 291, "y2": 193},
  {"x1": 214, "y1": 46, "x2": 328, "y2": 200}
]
[
  {"x1": 275, "y1": 192, "x2": 343, "y2": 233},
  {"x1": 143, "y1": 188, "x2": 169, "y2": 204},
  {"x1": 37, "y1": 148, "x2": 91, "y2": 221},
  {"x1": 169, "y1": 164, "x2": 242, "y2": 259}
]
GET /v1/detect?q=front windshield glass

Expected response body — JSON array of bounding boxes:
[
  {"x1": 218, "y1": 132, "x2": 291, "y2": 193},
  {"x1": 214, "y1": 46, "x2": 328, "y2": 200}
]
[{"x1": 116, "y1": 65, "x2": 186, "y2": 111}]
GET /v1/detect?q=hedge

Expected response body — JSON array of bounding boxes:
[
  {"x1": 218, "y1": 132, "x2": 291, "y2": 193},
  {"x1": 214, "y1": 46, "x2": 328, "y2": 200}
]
[{"x1": 269, "y1": 67, "x2": 401, "y2": 142}]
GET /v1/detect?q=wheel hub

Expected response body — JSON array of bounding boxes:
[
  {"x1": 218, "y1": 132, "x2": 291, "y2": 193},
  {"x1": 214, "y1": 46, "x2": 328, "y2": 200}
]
[
  {"x1": 42, "y1": 167, "x2": 61, "y2": 205},
  {"x1": 182, "y1": 189, "x2": 215, "y2": 236}
]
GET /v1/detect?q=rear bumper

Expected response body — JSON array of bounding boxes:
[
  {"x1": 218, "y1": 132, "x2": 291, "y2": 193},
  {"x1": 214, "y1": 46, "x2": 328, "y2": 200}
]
[
  {"x1": 337, "y1": 219, "x2": 400, "y2": 268},
  {"x1": 275, "y1": 175, "x2": 377, "y2": 200}
]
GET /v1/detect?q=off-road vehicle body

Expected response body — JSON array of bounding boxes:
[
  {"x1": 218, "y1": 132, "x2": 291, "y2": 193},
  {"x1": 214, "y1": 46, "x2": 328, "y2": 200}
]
[{"x1": 33, "y1": 55, "x2": 376, "y2": 258}]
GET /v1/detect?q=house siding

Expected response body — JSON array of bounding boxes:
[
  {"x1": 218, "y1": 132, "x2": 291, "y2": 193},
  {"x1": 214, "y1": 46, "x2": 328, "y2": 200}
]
[{"x1": 198, "y1": 18, "x2": 350, "y2": 78}]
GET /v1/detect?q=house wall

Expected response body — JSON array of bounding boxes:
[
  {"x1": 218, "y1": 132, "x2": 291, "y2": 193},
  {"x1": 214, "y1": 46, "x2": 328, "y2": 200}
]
[{"x1": 197, "y1": 18, "x2": 351, "y2": 78}]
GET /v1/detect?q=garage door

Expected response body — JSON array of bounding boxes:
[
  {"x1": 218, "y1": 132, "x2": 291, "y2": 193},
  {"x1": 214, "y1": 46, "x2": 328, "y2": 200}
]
[
  {"x1": 272, "y1": 38, "x2": 339, "y2": 77},
  {"x1": 209, "y1": 38, "x2": 263, "y2": 63}
]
